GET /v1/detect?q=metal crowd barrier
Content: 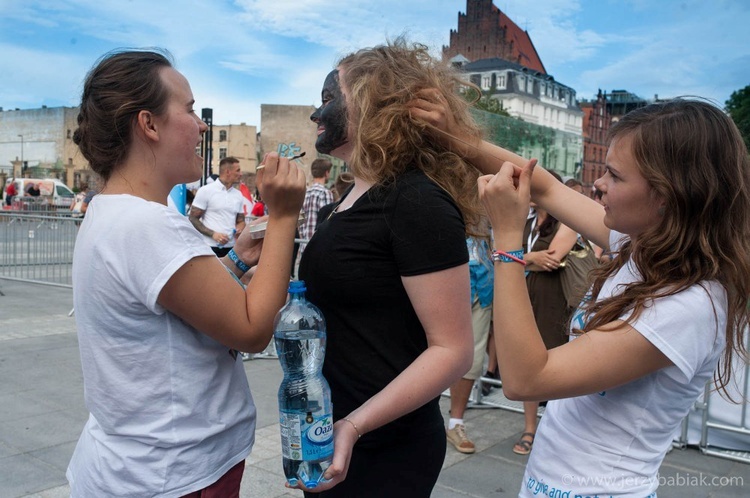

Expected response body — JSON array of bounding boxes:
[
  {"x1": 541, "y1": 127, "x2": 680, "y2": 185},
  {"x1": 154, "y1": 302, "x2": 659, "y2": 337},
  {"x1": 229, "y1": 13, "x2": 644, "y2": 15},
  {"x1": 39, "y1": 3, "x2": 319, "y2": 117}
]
[
  {"x1": 0, "y1": 211, "x2": 79, "y2": 287},
  {"x1": 9, "y1": 196, "x2": 57, "y2": 212}
]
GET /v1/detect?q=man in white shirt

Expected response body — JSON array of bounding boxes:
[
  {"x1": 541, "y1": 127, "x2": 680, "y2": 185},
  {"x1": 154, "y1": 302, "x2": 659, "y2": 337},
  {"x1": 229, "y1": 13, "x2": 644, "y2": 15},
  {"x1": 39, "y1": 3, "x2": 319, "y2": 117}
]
[
  {"x1": 189, "y1": 157, "x2": 245, "y2": 257},
  {"x1": 299, "y1": 159, "x2": 333, "y2": 245}
]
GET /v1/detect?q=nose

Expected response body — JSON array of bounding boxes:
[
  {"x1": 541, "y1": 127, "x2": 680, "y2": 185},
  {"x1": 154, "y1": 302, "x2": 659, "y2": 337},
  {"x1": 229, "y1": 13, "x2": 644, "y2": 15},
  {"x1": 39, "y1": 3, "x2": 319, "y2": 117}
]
[
  {"x1": 198, "y1": 118, "x2": 208, "y2": 133},
  {"x1": 310, "y1": 107, "x2": 321, "y2": 123},
  {"x1": 592, "y1": 177, "x2": 605, "y2": 198}
]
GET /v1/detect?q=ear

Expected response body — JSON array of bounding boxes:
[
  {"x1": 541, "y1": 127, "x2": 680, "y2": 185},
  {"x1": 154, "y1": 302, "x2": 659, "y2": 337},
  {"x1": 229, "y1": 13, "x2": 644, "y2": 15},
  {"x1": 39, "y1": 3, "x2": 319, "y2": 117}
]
[{"x1": 135, "y1": 110, "x2": 159, "y2": 142}]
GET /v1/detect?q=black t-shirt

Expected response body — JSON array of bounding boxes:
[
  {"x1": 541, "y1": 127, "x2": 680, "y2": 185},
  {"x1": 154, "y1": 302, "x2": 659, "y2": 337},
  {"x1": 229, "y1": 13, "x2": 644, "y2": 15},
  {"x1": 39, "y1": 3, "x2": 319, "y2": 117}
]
[{"x1": 299, "y1": 168, "x2": 468, "y2": 447}]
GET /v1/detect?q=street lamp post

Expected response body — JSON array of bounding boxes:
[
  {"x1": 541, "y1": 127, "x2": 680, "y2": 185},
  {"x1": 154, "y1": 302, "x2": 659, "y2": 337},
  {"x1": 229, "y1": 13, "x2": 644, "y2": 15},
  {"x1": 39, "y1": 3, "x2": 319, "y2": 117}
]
[{"x1": 17, "y1": 134, "x2": 24, "y2": 175}]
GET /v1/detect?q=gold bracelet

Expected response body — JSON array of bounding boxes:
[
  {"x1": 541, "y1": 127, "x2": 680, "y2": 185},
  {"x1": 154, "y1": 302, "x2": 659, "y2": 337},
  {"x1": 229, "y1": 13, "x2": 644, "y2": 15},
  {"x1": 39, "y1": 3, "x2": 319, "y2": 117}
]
[{"x1": 342, "y1": 417, "x2": 362, "y2": 439}]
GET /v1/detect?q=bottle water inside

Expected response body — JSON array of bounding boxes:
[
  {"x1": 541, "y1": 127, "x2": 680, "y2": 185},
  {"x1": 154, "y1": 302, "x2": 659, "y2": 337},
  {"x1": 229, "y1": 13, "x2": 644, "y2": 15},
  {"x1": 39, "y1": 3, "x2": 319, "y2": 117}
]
[{"x1": 275, "y1": 280, "x2": 333, "y2": 488}]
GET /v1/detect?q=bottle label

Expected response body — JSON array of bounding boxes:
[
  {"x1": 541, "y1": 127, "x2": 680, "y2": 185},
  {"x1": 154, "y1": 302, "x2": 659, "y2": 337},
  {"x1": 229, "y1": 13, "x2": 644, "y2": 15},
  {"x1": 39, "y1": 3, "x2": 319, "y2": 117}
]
[{"x1": 279, "y1": 410, "x2": 334, "y2": 461}]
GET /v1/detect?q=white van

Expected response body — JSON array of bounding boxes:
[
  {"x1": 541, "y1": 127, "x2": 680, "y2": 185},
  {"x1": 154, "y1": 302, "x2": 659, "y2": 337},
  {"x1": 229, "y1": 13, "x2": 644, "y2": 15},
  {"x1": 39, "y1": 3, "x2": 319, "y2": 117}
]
[{"x1": 3, "y1": 178, "x2": 75, "y2": 209}]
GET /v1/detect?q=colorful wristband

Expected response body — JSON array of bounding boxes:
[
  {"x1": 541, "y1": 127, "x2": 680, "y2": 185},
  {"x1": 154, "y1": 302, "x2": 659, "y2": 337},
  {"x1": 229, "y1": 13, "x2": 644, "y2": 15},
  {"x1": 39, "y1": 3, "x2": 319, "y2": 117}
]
[
  {"x1": 491, "y1": 249, "x2": 526, "y2": 266},
  {"x1": 227, "y1": 248, "x2": 251, "y2": 273}
]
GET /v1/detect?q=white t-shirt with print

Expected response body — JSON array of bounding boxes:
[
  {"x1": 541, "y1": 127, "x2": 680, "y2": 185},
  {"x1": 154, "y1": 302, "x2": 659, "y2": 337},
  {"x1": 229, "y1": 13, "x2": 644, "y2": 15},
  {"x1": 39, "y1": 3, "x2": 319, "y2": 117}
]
[
  {"x1": 67, "y1": 194, "x2": 255, "y2": 497},
  {"x1": 520, "y1": 231, "x2": 726, "y2": 498}
]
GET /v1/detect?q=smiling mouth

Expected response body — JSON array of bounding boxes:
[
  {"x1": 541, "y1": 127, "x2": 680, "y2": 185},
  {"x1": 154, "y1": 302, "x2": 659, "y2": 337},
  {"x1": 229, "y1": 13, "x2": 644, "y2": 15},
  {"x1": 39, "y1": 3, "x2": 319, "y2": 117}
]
[{"x1": 316, "y1": 126, "x2": 325, "y2": 136}]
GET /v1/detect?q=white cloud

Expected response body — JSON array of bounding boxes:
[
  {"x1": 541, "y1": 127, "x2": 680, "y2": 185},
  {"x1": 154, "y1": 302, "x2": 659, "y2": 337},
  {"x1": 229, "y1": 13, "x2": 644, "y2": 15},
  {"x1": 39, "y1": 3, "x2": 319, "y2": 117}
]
[{"x1": 1, "y1": 0, "x2": 748, "y2": 125}]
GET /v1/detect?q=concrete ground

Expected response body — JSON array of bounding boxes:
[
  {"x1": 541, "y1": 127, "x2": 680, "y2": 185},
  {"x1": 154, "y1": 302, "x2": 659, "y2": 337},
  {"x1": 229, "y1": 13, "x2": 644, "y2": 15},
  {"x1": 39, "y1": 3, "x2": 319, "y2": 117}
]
[{"x1": 0, "y1": 278, "x2": 748, "y2": 497}]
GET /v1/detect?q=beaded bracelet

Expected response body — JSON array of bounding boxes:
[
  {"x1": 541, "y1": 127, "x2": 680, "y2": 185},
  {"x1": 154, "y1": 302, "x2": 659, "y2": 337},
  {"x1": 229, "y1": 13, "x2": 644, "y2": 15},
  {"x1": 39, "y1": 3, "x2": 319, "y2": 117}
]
[
  {"x1": 491, "y1": 249, "x2": 526, "y2": 266},
  {"x1": 227, "y1": 248, "x2": 251, "y2": 273},
  {"x1": 342, "y1": 417, "x2": 362, "y2": 439}
]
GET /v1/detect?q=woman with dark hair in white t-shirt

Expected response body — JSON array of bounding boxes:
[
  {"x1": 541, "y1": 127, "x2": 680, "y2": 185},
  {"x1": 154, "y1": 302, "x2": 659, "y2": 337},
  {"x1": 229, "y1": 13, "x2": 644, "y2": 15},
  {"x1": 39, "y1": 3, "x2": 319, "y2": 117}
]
[{"x1": 67, "y1": 49, "x2": 305, "y2": 497}]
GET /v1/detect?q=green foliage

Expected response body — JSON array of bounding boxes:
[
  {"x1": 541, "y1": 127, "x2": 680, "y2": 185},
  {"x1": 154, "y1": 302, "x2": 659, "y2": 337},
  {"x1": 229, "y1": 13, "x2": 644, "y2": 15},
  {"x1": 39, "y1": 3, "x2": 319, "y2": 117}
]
[
  {"x1": 463, "y1": 88, "x2": 511, "y2": 117},
  {"x1": 470, "y1": 108, "x2": 555, "y2": 156},
  {"x1": 726, "y1": 85, "x2": 750, "y2": 151}
]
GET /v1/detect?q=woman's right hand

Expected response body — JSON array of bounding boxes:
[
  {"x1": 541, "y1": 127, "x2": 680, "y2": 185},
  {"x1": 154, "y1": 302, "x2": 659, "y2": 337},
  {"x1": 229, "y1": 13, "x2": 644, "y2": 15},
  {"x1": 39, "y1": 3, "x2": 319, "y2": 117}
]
[
  {"x1": 525, "y1": 249, "x2": 561, "y2": 271},
  {"x1": 256, "y1": 152, "x2": 306, "y2": 218}
]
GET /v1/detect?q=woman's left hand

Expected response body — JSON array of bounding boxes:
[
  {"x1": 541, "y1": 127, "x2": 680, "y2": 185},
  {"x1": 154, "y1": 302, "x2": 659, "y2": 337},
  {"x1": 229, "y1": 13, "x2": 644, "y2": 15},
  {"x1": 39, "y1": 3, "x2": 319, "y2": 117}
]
[
  {"x1": 478, "y1": 158, "x2": 537, "y2": 245},
  {"x1": 231, "y1": 216, "x2": 267, "y2": 267},
  {"x1": 285, "y1": 418, "x2": 359, "y2": 493}
]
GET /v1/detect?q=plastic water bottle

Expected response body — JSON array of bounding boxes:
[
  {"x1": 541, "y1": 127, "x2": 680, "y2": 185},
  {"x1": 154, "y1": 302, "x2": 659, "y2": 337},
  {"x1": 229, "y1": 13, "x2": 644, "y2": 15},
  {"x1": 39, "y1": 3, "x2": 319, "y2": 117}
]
[{"x1": 274, "y1": 280, "x2": 333, "y2": 488}]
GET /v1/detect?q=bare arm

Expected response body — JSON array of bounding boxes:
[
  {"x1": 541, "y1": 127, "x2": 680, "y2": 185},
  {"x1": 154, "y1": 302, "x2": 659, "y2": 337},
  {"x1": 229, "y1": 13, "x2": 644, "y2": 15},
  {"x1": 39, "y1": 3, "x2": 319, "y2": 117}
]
[
  {"x1": 478, "y1": 160, "x2": 671, "y2": 402},
  {"x1": 158, "y1": 154, "x2": 306, "y2": 352},
  {"x1": 234, "y1": 212, "x2": 246, "y2": 237},
  {"x1": 308, "y1": 265, "x2": 474, "y2": 491},
  {"x1": 189, "y1": 206, "x2": 232, "y2": 245},
  {"x1": 409, "y1": 91, "x2": 610, "y2": 250}
]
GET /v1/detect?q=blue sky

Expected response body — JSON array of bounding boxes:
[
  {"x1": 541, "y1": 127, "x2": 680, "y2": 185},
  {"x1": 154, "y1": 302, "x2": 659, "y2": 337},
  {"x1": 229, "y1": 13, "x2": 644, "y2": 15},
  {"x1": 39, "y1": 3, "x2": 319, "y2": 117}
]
[{"x1": 1, "y1": 0, "x2": 748, "y2": 128}]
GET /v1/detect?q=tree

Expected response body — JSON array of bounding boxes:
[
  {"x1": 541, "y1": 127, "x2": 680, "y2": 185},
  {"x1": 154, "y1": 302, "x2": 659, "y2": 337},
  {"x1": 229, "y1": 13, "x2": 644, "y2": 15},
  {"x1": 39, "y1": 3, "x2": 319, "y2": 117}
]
[
  {"x1": 725, "y1": 85, "x2": 750, "y2": 151},
  {"x1": 463, "y1": 87, "x2": 511, "y2": 117}
]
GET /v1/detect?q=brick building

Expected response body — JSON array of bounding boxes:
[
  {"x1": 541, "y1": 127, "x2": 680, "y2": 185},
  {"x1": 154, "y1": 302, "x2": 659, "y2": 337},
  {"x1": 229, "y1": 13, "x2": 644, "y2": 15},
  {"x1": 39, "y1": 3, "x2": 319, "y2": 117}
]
[
  {"x1": 579, "y1": 90, "x2": 610, "y2": 196},
  {"x1": 443, "y1": 0, "x2": 545, "y2": 73}
]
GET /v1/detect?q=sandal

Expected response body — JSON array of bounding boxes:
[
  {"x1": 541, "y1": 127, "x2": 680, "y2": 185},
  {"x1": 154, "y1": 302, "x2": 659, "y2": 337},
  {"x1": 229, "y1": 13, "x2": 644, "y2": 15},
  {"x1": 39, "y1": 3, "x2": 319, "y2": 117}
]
[{"x1": 512, "y1": 432, "x2": 535, "y2": 455}]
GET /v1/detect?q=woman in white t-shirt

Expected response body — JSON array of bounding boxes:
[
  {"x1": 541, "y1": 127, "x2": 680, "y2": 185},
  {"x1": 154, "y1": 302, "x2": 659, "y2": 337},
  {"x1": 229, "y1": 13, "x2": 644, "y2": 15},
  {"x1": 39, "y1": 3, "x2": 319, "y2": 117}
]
[
  {"x1": 412, "y1": 97, "x2": 750, "y2": 497},
  {"x1": 67, "y1": 50, "x2": 305, "y2": 497}
]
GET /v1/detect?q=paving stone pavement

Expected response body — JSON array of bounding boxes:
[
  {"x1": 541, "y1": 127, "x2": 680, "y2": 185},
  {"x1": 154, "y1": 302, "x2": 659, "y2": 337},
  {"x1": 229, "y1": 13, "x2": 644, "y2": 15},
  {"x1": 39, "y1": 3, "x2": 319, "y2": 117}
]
[{"x1": 1, "y1": 279, "x2": 748, "y2": 497}]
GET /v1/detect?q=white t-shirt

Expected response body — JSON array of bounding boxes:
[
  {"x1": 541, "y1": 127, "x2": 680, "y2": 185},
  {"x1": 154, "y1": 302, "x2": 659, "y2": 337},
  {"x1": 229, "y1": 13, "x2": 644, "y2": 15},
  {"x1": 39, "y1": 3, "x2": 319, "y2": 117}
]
[
  {"x1": 192, "y1": 180, "x2": 244, "y2": 248},
  {"x1": 521, "y1": 231, "x2": 726, "y2": 498},
  {"x1": 67, "y1": 194, "x2": 256, "y2": 497}
]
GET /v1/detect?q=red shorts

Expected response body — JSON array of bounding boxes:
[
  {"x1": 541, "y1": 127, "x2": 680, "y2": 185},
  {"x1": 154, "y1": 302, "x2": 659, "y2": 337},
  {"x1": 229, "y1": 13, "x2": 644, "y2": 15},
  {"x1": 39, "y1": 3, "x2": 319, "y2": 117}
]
[{"x1": 181, "y1": 460, "x2": 245, "y2": 498}]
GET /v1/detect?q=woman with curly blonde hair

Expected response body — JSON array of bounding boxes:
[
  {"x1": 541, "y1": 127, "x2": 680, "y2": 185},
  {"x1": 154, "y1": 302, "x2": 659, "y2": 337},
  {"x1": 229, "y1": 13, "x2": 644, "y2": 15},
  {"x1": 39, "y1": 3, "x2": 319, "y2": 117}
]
[
  {"x1": 413, "y1": 96, "x2": 750, "y2": 497},
  {"x1": 295, "y1": 39, "x2": 480, "y2": 496}
]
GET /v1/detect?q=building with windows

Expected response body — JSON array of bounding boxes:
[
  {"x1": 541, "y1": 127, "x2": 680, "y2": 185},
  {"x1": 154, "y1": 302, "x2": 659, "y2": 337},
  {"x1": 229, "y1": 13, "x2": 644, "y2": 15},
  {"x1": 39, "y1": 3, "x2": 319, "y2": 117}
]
[
  {"x1": 442, "y1": 1, "x2": 583, "y2": 179},
  {"x1": 443, "y1": 0, "x2": 545, "y2": 73},
  {"x1": 456, "y1": 57, "x2": 583, "y2": 178},
  {"x1": 0, "y1": 106, "x2": 259, "y2": 190},
  {"x1": 579, "y1": 90, "x2": 610, "y2": 196},
  {"x1": 209, "y1": 123, "x2": 258, "y2": 173},
  {"x1": 0, "y1": 106, "x2": 84, "y2": 187}
]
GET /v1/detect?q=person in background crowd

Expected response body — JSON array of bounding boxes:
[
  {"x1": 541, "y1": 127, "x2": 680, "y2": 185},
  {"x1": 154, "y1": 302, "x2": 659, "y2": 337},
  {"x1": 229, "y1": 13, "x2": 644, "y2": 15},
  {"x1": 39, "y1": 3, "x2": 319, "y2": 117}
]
[
  {"x1": 412, "y1": 94, "x2": 750, "y2": 498},
  {"x1": 296, "y1": 39, "x2": 480, "y2": 497},
  {"x1": 189, "y1": 156, "x2": 245, "y2": 257},
  {"x1": 298, "y1": 158, "x2": 334, "y2": 252},
  {"x1": 332, "y1": 171, "x2": 354, "y2": 201},
  {"x1": 25, "y1": 182, "x2": 41, "y2": 197},
  {"x1": 445, "y1": 221, "x2": 494, "y2": 455},
  {"x1": 512, "y1": 171, "x2": 578, "y2": 455},
  {"x1": 5, "y1": 178, "x2": 17, "y2": 206},
  {"x1": 71, "y1": 183, "x2": 90, "y2": 217},
  {"x1": 564, "y1": 178, "x2": 584, "y2": 195},
  {"x1": 66, "y1": 49, "x2": 305, "y2": 497},
  {"x1": 239, "y1": 171, "x2": 257, "y2": 219}
]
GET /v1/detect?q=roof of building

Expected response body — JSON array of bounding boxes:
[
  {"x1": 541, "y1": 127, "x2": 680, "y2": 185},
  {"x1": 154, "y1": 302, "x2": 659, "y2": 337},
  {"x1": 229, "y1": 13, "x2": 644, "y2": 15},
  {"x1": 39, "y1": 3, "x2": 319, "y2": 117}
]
[
  {"x1": 495, "y1": 8, "x2": 546, "y2": 74},
  {"x1": 461, "y1": 57, "x2": 576, "y2": 92}
]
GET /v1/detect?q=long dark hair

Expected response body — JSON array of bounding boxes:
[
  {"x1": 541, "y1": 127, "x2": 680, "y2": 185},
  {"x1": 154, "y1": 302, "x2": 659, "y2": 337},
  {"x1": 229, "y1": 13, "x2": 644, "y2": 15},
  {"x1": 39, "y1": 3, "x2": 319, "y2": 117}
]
[{"x1": 583, "y1": 99, "x2": 750, "y2": 397}]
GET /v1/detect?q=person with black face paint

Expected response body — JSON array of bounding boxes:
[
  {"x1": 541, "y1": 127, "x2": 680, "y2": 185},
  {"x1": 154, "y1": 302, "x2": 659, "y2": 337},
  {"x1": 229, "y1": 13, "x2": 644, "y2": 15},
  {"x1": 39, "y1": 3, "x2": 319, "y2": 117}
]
[{"x1": 295, "y1": 39, "x2": 484, "y2": 497}]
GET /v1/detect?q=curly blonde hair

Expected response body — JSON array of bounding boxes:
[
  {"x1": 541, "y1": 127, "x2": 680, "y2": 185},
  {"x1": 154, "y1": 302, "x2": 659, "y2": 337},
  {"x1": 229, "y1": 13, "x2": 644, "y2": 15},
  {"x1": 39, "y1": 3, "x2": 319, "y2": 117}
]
[
  {"x1": 582, "y1": 99, "x2": 750, "y2": 397},
  {"x1": 337, "y1": 38, "x2": 484, "y2": 234}
]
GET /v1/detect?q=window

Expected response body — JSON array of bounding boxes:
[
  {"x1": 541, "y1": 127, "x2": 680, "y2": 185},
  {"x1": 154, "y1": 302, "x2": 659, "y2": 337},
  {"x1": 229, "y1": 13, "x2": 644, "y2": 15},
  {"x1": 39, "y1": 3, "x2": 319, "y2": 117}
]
[
  {"x1": 219, "y1": 130, "x2": 227, "y2": 142},
  {"x1": 219, "y1": 147, "x2": 227, "y2": 159},
  {"x1": 496, "y1": 75, "x2": 506, "y2": 89},
  {"x1": 482, "y1": 76, "x2": 491, "y2": 90},
  {"x1": 526, "y1": 78, "x2": 533, "y2": 93}
]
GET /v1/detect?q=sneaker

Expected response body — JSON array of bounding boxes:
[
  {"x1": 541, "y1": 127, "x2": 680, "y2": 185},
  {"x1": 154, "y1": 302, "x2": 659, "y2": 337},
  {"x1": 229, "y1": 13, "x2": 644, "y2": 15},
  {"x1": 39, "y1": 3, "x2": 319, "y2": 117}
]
[{"x1": 446, "y1": 424, "x2": 475, "y2": 454}]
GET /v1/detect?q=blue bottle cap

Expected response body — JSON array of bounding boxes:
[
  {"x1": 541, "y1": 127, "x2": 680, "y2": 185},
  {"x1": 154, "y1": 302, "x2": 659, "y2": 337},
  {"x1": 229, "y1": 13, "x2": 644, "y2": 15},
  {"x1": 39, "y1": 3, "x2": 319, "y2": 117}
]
[{"x1": 288, "y1": 280, "x2": 307, "y2": 293}]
